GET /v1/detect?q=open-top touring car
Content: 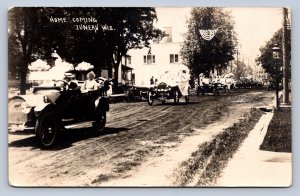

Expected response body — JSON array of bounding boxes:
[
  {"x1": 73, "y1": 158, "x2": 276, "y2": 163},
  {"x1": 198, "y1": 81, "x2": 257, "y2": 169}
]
[
  {"x1": 196, "y1": 74, "x2": 220, "y2": 96},
  {"x1": 147, "y1": 68, "x2": 190, "y2": 105},
  {"x1": 8, "y1": 77, "x2": 110, "y2": 148}
]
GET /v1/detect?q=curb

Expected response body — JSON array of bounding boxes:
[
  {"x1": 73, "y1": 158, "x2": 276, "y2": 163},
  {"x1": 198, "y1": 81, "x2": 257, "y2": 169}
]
[{"x1": 217, "y1": 107, "x2": 292, "y2": 187}]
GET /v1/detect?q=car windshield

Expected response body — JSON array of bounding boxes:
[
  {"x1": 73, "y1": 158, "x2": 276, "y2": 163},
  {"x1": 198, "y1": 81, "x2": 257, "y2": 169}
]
[{"x1": 33, "y1": 89, "x2": 60, "y2": 95}]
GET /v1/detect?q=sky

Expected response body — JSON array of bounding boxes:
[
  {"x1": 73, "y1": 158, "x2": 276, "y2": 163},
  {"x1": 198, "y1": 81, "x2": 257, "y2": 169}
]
[{"x1": 155, "y1": 7, "x2": 283, "y2": 67}]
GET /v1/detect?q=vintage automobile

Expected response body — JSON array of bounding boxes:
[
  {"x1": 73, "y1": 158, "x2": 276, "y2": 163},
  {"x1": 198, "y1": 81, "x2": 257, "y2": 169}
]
[
  {"x1": 196, "y1": 81, "x2": 220, "y2": 96},
  {"x1": 147, "y1": 69, "x2": 190, "y2": 105},
  {"x1": 214, "y1": 73, "x2": 236, "y2": 92},
  {"x1": 8, "y1": 78, "x2": 110, "y2": 148},
  {"x1": 196, "y1": 74, "x2": 220, "y2": 96}
]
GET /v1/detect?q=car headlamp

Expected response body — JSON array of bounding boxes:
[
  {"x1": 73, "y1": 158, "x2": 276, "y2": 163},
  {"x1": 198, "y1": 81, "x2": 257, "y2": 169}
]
[
  {"x1": 21, "y1": 102, "x2": 31, "y2": 114},
  {"x1": 43, "y1": 95, "x2": 48, "y2": 103}
]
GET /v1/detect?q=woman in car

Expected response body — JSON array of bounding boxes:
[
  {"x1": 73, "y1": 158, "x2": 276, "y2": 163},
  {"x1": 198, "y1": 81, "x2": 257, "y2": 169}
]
[{"x1": 81, "y1": 71, "x2": 99, "y2": 92}]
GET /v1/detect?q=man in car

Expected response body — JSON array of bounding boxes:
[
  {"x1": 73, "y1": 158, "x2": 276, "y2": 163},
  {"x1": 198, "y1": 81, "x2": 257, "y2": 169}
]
[{"x1": 63, "y1": 73, "x2": 79, "y2": 90}]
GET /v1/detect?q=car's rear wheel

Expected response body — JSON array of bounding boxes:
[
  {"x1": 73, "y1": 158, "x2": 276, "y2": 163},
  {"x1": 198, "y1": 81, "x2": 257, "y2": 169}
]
[
  {"x1": 93, "y1": 111, "x2": 106, "y2": 132},
  {"x1": 147, "y1": 91, "x2": 154, "y2": 106},
  {"x1": 174, "y1": 89, "x2": 179, "y2": 104},
  {"x1": 35, "y1": 111, "x2": 58, "y2": 148},
  {"x1": 185, "y1": 96, "x2": 189, "y2": 103}
]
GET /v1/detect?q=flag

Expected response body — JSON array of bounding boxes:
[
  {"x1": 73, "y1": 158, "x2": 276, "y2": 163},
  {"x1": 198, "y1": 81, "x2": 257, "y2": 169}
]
[{"x1": 199, "y1": 28, "x2": 218, "y2": 41}]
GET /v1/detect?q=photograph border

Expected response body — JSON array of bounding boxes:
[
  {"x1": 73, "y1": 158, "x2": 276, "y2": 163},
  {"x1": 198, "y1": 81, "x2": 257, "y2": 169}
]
[{"x1": 2, "y1": 0, "x2": 299, "y2": 195}]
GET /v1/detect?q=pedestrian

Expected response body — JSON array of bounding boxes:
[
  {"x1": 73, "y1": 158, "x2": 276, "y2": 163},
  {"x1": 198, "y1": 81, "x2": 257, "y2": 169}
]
[{"x1": 150, "y1": 76, "x2": 154, "y2": 85}]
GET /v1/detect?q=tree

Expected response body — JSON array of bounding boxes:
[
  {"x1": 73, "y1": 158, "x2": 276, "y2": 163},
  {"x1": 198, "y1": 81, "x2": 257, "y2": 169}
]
[
  {"x1": 256, "y1": 28, "x2": 291, "y2": 80},
  {"x1": 8, "y1": 8, "x2": 46, "y2": 94},
  {"x1": 103, "y1": 8, "x2": 164, "y2": 87},
  {"x1": 180, "y1": 8, "x2": 237, "y2": 78},
  {"x1": 8, "y1": 7, "x2": 164, "y2": 94}
]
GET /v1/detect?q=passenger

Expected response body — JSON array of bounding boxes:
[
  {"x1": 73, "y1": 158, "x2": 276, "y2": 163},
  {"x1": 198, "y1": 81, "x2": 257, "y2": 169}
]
[
  {"x1": 81, "y1": 71, "x2": 99, "y2": 92},
  {"x1": 63, "y1": 73, "x2": 78, "y2": 90}
]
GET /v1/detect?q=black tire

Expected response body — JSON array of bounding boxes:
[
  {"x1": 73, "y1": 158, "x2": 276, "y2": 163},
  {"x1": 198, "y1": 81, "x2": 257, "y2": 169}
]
[
  {"x1": 174, "y1": 90, "x2": 180, "y2": 104},
  {"x1": 147, "y1": 91, "x2": 154, "y2": 106},
  {"x1": 224, "y1": 85, "x2": 228, "y2": 93},
  {"x1": 93, "y1": 111, "x2": 106, "y2": 132},
  {"x1": 185, "y1": 95, "x2": 189, "y2": 103},
  {"x1": 35, "y1": 111, "x2": 58, "y2": 148},
  {"x1": 161, "y1": 100, "x2": 166, "y2": 104},
  {"x1": 201, "y1": 89, "x2": 205, "y2": 96}
]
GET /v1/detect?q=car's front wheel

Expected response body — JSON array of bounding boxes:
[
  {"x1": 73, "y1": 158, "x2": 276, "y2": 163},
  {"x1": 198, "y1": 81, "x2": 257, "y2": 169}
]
[
  {"x1": 174, "y1": 89, "x2": 180, "y2": 104},
  {"x1": 147, "y1": 91, "x2": 154, "y2": 106},
  {"x1": 35, "y1": 111, "x2": 58, "y2": 148},
  {"x1": 93, "y1": 111, "x2": 106, "y2": 132}
]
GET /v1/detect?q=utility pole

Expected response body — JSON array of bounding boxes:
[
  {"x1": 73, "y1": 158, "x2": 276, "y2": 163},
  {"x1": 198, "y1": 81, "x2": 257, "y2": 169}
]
[{"x1": 282, "y1": 8, "x2": 289, "y2": 104}]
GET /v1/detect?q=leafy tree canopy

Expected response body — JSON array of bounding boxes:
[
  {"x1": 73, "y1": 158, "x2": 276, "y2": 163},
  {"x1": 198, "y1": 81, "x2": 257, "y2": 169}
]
[
  {"x1": 180, "y1": 7, "x2": 237, "y2": 77},
  {"x1": 256, "y1": 28, "x2": 291, "y2": 80},
  {"x1": 8, "y1": 7, "x2": 164, "y2": 94}
]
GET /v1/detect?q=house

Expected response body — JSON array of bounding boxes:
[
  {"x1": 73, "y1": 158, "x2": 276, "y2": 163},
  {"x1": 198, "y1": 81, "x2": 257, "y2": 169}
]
[{"x1": 127, "y1": 27, "x2": 186, "y2": 87}]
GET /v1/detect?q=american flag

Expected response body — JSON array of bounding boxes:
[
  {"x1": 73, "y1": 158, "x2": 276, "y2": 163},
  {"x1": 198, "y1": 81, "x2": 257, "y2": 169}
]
[{"x1": 199, "y1": 28, "x2": 218, "y2": 41}]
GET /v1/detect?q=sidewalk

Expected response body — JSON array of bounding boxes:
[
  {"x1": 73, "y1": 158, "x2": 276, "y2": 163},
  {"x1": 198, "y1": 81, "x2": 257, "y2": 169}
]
[{"x1": 216, "y1": 105, "x2": 292, "y2": 187}]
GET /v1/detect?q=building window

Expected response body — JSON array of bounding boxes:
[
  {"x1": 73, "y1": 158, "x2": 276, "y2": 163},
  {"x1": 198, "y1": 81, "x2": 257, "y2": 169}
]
[
  {"x1": 170, "y1": 54, "x2": 179, "y2": 63},
  {"x1": 144, "y1": 55, "x2": 155, "y2": 64},
  {"x1": 127, "y1": 56, "x2": 131, "y2": 64}
]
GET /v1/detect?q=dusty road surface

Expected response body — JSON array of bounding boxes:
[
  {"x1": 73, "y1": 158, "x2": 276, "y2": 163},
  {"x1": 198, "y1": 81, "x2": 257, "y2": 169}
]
[{"x1": 8, "y1": 89, "x2": 274, "y2": 187}]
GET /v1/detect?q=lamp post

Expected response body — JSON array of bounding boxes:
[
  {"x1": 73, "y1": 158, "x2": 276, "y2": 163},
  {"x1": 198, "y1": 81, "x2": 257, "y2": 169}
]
[{"x1": 272, "y1": 44, "x2": 280, "y2": 109}]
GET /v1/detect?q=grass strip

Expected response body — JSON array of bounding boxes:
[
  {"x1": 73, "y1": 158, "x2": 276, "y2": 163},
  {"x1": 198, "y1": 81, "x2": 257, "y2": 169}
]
[
  {"x1": 172, "y1": 108, "x2": 264, "y2": 186},
  {"x1": 260, "y1": 107, "x2": 291, "y2": 152}
]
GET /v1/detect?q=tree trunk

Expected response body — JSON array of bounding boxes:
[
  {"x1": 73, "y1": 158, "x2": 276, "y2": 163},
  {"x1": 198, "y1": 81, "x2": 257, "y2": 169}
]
[
  {"x1": 19, "y1": 68, "x2": 27, "y2": 95},
  {"x1": 113, "y1": 53, "x2": 122, "y2": 90},
  {"x1": 113, "y1": 62, "x2": 119, "y2": 88}
]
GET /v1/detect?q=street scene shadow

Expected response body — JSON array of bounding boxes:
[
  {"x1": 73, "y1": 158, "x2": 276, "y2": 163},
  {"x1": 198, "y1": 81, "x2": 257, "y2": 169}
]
[
  {"x1": 151, "y1": 101, "x2": 201, "y2": 106},
  {"x1": 8, "y1": 127, "x2": 130, "y2": 150}
]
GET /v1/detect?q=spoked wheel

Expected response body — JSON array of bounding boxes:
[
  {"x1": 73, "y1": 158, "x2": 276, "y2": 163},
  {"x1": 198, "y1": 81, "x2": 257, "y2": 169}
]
[
  {"x1": 35, "y1": 112, "x2": 58, "y2": 148},
  {"x1": 174, "y1": 89, "x2": 180, "y2": 104},
  {"x1": 185, "y1": 88, "x2": 190, "y2": 103},
  {"x1": 224, "y1": 85, "x2": 228, "y2": 93},
  {"x1": 93, "y1": 111, "x2": 106, "y2": 132},
  {"x1": 213, "y1": 88, "x2": 220, "y2": 96},
  {"x1": 147, "y1": 91, "x2": 154, "y2": 106},
  {"x1": 185, "y1": 96, "x2": 189, "y2": 103}
]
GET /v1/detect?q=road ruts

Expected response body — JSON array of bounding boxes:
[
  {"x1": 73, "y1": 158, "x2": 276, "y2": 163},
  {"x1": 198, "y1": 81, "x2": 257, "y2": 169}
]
[{"x1": 8, "y1": 89, "x2": 274, "y2": 186}]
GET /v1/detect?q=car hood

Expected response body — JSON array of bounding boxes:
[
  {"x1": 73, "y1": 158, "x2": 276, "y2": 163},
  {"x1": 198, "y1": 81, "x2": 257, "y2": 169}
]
[{"x1": 12, "y1": 94, "x2": 46, "y2": 107}]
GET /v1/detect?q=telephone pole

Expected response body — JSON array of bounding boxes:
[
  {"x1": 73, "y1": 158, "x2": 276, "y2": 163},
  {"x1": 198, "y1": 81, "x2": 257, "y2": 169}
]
[{"x1": 282, "y1": 8, "x2": 289, "y2": 104}]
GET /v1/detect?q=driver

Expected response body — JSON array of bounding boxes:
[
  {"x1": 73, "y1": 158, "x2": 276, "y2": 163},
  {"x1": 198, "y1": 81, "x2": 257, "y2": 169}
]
[{"x1": 63, "y1": 73, "x2": 78, "y2": 90}]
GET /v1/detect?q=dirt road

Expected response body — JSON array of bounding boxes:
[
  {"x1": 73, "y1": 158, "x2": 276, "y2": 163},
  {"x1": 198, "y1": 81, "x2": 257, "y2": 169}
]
[{"x1": 8, "y1": 89, "x2": 274, "y2": 186}]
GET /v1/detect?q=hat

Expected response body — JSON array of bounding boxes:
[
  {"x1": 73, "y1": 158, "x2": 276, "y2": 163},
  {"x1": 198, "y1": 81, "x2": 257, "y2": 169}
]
[
  {"x1": 64, "y1": 73, "x2": 73, "y2": 77},
  {"x1": 87, "y1": 71, "x2": 95, "y2": 79}
]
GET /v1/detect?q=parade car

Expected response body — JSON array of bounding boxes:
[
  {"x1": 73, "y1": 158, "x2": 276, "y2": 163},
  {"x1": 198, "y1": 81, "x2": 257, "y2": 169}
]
[
  {"x1": 147, "y1": 68, "x2": 190, "y2": 105},
  {"x1": 196, "y1": 74, "x2": 220, "y2": 96},
  {"x1": 8, "y1": 79, "x2": 110, "y2": 148},
  {"x1": 196, "y1": 82, "x2": 220, "y2": 96}
]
